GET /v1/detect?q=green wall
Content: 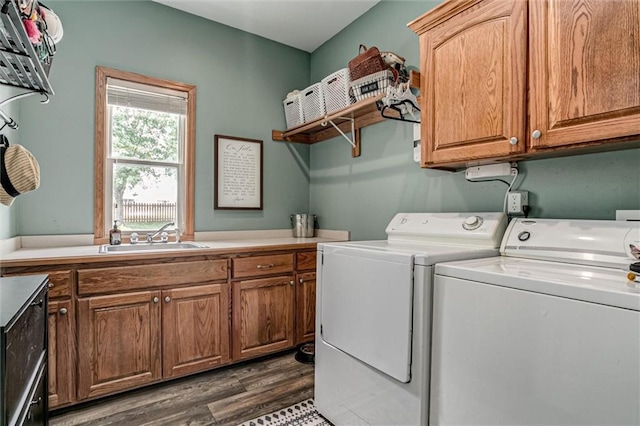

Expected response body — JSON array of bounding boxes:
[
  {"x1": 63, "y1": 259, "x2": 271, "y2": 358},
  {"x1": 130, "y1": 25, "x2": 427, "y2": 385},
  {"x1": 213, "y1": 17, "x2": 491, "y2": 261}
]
[
  {"x1": 12, "y1": 0, "x2": 310, "y2": 237},
  {"x1": 0, "y1": 86, "x2": 21, "y2": 239},
  {"x1": 309, "y1": 1, "x2": 640, "y2": 240},
  {"x1": 3, "y1": 0, "x2": 639, "y2": 241}
]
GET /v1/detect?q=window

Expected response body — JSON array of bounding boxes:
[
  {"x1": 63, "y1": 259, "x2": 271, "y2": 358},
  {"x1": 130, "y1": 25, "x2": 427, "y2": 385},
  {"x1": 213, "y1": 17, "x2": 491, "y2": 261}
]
[{"x1": 94, "y1": 67, "x2": 195, "y2": 243}]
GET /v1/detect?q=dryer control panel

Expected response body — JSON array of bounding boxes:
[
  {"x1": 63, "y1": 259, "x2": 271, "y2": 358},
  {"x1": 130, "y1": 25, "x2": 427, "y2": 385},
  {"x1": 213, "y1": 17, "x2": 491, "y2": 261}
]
[{"x1": 385, "y1": 212, "x2": 507, "y2": 248}]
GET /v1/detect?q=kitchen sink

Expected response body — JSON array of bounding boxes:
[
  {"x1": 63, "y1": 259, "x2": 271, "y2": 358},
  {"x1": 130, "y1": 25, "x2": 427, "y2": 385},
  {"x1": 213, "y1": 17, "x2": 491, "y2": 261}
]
[{"x1": 99, "y1": 242, "x2": 209, "y2": 253}]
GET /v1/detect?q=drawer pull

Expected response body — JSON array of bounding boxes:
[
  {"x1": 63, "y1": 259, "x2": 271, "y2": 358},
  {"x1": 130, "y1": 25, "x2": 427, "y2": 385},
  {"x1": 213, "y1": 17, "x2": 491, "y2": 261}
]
[
  {"x1": 30, "y1": 299, "x2": 44, "y2": 308},
  {"x1": 59, "y1": 307, "x2": 68, "y2": 315},
  {"x1": 48, "y1": 282, "x2": 54, "y2": 288},
  {"x1": 256, "y1": 263, "x2": 274, "y2": 269}
]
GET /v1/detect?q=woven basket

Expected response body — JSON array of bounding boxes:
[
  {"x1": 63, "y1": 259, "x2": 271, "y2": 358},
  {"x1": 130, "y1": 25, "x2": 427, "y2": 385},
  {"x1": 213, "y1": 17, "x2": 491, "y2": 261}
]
[
  {"x1": 348, "y1": 45, "x2": 387, "y2": 81},
  {"x1": 283, "y1": 92, "x2": 304, "y2": 129},
  {"x1": 301, "y1": 83, "x2": 325, "y2": 122},
  {"x1": 321, "y1": 68, "x2": 353, "y2": 114},
  {"x1": 350, "y1": 70, "x2": 395, "y2": 102}
]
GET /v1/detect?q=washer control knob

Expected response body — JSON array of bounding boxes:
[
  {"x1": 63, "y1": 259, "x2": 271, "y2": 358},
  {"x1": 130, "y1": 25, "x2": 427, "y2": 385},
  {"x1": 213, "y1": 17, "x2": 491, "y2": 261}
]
[
  {"x1": 518, "y1": 231, "x2": 531, "y2": 241},
  {"x1": 462, "y1": 215, "x2": 483, "y2": 230}
]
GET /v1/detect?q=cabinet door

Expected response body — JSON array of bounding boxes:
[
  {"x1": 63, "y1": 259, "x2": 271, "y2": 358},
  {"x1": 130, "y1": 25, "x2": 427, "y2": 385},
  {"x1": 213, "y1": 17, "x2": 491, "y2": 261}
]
[
  {"x1": 295, "y1": 272, "x2": 316, "y2": 344},
  {"x1": 77, "y1": 291, "x2": 161, "y2": 399},
  {"x1": 419, "y1": 0, "x2": 527, "y2": 166},
  {"x1": 232, "y1": 275, "x2": 295, "y2": 360},
  {"x1": 529, "y1": 0, "x2": 640, "y2": 150},
  {"x1": 48, "y1": 299, "x2": 75, "y2": 408},
  {"x1": 162, "y1": 284, "x2": 231, "y2": 378}
]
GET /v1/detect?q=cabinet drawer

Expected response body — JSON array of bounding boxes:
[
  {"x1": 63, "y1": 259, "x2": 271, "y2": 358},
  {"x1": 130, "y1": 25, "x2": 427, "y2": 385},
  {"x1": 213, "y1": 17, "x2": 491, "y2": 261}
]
[
  {"x1": 232, "y1": 254, "x2": 294, "y2": 279},
  {"x1": 78, "y1": 260, "x2": 228, "y2": 295},
  {"x1": 3, "y1": 270, "x2": 71, "y2": 299},
  {"x1": 296, "y1": 251, "x2": 317, "y2": 271},
  {"x1": 47, "y1": 270, "x2": 72, "y2": 299}
]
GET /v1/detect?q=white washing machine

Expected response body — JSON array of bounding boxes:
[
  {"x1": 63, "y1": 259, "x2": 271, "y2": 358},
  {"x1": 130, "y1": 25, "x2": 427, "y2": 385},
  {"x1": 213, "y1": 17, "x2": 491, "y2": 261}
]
[
  {"x1": 315, "y1": 212, "x2": 508, "y2": 426},
  {"x1": 431, "y1": 218, "x2": 640, "y2": 426}
]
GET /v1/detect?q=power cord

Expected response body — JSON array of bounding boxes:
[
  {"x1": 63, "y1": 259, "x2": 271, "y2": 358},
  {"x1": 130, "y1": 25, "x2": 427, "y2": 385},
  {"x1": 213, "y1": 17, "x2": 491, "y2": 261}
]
[{"x1": 502, "y1": 166, "x2": 519, "y2": 215}]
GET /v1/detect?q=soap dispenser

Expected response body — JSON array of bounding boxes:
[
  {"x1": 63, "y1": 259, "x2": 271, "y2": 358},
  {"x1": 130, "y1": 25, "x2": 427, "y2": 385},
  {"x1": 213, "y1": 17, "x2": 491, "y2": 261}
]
[{"x1": 109, "y1": 220, "x2": 122, "y2": 245}]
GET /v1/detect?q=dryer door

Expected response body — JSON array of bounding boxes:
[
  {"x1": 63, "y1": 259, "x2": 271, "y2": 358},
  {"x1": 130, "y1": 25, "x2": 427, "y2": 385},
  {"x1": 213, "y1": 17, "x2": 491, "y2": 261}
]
[{"x1": 320, "y1": 245, "x2": 414, "y2": 383}]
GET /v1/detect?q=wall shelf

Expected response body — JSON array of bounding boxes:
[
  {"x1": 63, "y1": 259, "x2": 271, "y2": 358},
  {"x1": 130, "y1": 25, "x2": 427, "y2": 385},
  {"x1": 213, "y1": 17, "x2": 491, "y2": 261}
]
[
  {"x1": 272, "y1": 71, "x2": 420, "y2": 157},
  {"x1": 0, "y1": 0, "x2": 53, "y2": 94}
]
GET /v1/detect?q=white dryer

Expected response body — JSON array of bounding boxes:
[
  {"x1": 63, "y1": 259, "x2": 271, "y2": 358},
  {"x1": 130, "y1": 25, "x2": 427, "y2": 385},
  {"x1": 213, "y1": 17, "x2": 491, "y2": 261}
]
[
  {"x1": 315, "y1": 212, "x2": 508, "y2": 426},
  {"x1": 431, "y1": 218, "x2": 640, "y2": 425}
]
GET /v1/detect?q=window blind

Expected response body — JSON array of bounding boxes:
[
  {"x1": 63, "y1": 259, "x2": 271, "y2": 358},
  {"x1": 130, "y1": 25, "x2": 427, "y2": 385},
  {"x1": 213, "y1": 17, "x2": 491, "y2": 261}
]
[{"x1": 107, "y1": 77, "x2": 187, "y2": 115}]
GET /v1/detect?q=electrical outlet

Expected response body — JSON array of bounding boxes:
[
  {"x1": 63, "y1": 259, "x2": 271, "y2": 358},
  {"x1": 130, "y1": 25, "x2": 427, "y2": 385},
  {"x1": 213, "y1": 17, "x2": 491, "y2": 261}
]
[{"x1": 508, "y1": 190, "x2": 529, "y2": 215}]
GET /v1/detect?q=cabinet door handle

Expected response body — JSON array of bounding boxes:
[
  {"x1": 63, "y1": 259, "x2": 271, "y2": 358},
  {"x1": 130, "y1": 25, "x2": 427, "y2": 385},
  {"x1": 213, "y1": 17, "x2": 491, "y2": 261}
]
[
  {"x1": 289, "y1": 280, "x2": 294, "y2": 286},
  {"x1": 165, "y1": 296, "x2": 172, "y2": 303},
  {"x1": 153, "y1": 297, "x2": 159, "y2": 303},
  {"x1": 531, "y1": 130, "x2": 542, "y2": 139},
  {"x1": 298, "y1": 278, "x2": 304, "y2": 284},
  {"x1": 48, "y1": 282, "x2": 54, "y2": 288},
  {"x1": 30, "y1": 299, "x2": 44, "y2": 308},
  {"x1": 509, "y1": 137, "x2": 518, "y2": 145},
  {"x1": 59, "y1": 307, "x2": 68, "y2": 315},
  {"x1": 30, "y1": 396, "x2": 42, "y2": 406},
  {"x1": 257, "y1": 263, "x2": 274, "y2": 269}
]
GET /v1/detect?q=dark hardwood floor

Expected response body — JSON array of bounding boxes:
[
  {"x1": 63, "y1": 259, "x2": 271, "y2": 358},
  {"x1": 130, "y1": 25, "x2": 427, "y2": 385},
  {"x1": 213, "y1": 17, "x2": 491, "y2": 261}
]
[{"x1": 49, "y1": 350, "x2": 314, "y2": 426}]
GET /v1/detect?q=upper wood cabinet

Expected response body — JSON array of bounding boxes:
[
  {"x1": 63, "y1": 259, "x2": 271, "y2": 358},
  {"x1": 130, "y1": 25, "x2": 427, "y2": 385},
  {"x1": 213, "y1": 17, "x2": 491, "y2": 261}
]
[
  {"x1": 528, "y1": 0, "x2": 640, "y2": 150},
  {"x1": 409, "y1": 0, "x2": 640, "y2": 168},
  {"x1": 410, "y1": 0, "x2": 527, "y2": 167}
]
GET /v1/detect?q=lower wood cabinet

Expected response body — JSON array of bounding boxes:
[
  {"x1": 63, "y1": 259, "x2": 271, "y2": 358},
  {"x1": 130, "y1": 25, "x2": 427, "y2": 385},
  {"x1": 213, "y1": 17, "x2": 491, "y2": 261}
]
[
  {"x1": 2, "y1": 246, "x2": 321, "y2": 408},
  {"x1": 78, "y1": 283, "x2": 231, "y2": 399},
  {"x1": 232, "y1": 275, "x2": 295, "y2": 360},
  {"x1": 77, "y1": 291, "x2": 162, "y2": 400},
  {"x1": 162, "y1": 284, "x2": 230, "y2": 378},
  {"x1": 47, "y1": 299, "x2": 75, "y2": 408},
  {"x1": 295, "y1": 272, "x2": 316, "y2": 344}
]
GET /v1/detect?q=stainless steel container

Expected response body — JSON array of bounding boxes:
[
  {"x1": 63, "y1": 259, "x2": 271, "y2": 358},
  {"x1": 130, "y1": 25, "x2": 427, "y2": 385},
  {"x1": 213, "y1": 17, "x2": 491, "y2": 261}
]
[{"x1": 291, "y1": 214, "x2": 316, "y2": 238}]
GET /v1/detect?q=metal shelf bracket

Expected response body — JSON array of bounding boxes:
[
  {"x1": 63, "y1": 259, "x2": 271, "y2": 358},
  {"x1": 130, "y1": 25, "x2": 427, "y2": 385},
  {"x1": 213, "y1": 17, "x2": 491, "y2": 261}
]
[{"x1": 322, "y1": 116, "x2": 356, "y2": 148}]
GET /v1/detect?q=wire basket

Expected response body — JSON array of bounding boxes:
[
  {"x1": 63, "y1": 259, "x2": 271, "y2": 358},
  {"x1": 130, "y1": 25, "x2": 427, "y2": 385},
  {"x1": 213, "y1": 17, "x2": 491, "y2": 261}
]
[
  {"x1": 283, "y1": 92, "x2": 304, "y2": 129},
  {"x1": 301, "y1": 83, "x2": 326, "y2": 122},
  {"x1": 321, "y1": 68, "x2": 353, "y2": 114},
  {"x1": 350, "y1": 70, "x2": 396, "y2": 102}
]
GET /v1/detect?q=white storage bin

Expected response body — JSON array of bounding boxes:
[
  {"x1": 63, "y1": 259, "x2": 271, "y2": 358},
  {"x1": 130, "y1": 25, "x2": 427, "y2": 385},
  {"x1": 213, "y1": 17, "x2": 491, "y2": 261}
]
[
  {"x1": 350, "y1": 70, "x2": 395, "y2": 102},
  {"x1": 301, "y1": 82, "x2": 325, "y2": 122},
  {"x1": 321, "y1": 68, "x2": 353, "y2": 114},
  {"x1": 283, "y1": 92, "x2": 304, "y2": 129}
]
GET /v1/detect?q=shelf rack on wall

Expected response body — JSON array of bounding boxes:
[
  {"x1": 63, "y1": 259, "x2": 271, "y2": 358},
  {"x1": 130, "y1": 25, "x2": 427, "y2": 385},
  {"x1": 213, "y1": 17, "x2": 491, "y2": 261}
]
[
  {"x1": 272, "y1": 71, "x2": 420, "y2": 157},
  {"x1": 0, "y1": 0, "x2": 53, "y2": 129}
]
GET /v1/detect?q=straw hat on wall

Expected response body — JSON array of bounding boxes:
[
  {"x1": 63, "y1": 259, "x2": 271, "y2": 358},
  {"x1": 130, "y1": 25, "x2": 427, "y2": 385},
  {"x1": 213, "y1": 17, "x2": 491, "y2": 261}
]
[{"x1": 0, "y1": 140, "x2": 40, "y2": 206}]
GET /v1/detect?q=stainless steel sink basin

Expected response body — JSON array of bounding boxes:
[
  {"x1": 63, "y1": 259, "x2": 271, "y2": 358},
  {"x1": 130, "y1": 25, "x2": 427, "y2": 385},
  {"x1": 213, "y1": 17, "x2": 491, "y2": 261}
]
[{"x1": 99, "y1": 242, "x2": 208, "y2": 253}]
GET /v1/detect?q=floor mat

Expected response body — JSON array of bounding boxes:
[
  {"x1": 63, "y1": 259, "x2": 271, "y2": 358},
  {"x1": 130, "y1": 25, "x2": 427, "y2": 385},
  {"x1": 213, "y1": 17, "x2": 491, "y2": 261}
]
[{"x1": 237, "y1": 399, "x2": 330, "y2": 426}]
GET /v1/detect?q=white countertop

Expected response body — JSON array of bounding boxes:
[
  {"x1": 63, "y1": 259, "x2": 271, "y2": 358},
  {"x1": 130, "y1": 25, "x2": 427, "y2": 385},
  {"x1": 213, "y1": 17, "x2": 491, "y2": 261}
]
[{"x1": 0, "y1": 229, "x2": 349, "y2": 265}]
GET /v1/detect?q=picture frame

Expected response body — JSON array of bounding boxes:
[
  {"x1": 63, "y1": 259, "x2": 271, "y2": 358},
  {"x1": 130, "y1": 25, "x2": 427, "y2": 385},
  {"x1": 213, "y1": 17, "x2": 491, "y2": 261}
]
[{"x1": 214, "y1": 135, "x2": 263, "y2": 210}]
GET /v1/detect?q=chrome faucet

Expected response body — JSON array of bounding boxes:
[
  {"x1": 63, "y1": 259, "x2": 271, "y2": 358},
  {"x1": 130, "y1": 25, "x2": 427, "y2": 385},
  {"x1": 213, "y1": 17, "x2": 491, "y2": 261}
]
[{"x1": 147, "y1": 222, "x2": 175, "y2": 243}]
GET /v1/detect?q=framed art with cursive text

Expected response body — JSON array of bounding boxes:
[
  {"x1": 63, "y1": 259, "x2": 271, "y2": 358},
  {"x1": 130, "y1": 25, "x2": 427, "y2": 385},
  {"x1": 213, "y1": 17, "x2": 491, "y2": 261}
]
[{"x1": 214, "y1": 135, "x2": 263, "y2": 210}]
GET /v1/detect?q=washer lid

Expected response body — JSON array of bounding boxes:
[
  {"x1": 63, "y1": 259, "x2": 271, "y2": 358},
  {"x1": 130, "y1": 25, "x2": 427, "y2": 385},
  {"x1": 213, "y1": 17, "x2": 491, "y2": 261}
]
[
  {"x1": 319, "y1": 240, "x2": 499, "y2": 266},
  {"x1": 435, "y1": 256, "x2": 640, "y2": 311}
]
